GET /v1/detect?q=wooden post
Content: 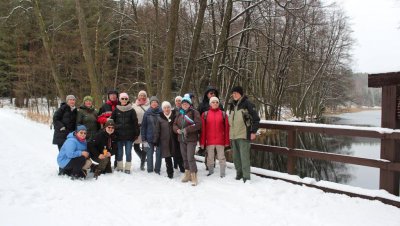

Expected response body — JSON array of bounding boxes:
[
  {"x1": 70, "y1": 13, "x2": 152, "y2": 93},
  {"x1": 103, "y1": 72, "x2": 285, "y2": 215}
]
[
  {"x1": 380, "y1": 86, "x2": 400, "y2": 195},
  {"x1": 369, "y1": 72, "x2": 400, "y2": 195},
  {"x1": 287, "y1": 130, "x2": 297, "y2": 174}
]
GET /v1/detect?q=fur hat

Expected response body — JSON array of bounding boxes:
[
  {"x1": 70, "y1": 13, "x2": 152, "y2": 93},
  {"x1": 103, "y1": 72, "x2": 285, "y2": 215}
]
[
  {"x1": 175, "y1": 96, "x2": 182, "y2": 102},
  {"x1": 66, "y1": 95, "x2": 76, "y2": 102},
  {"x1": 119, "y1": 92, "x2": 129, "y2": 100},
  {"x1": 231, "y1": 86, "x2": 244, "y2": 96},
  {"x1": 209, "y1": 96, "x2": 219, "y2": 105},
  {"x1": 76, "y1": 125, "x2": 87, "y2": 132},
  {"x1": 104, "y1": 119, "x2": 115, "y2": 127},
  {"x1": 83, "y1": 96, "x2": 93, "y2": 103},
  {"x1": 161, "y1": 101, "x2": 171, "y2": 109},
  {"x1": 138, "y1": 90, "x2": 147, "y2": 98},
  {"x1": 149, "y1": 96, "x2": 159, "y2": 104},
  {"x1": 181, "y1": 94, "x2": 192, "y2": 105}
]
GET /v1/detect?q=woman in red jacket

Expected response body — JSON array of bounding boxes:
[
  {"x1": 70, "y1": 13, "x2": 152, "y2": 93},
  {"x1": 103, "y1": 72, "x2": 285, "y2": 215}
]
[{"x1": 200, "y1": 97, "x2": 229, "y2": 177}]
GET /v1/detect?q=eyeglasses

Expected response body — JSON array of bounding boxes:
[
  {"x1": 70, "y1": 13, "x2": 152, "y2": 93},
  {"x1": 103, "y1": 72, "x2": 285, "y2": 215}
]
[
  {"x1": 106, "y1": 126, "x2": 115, "y2": 129},
  {"x1": 120, "y1": 98, "x2": 128, "y2": 101}
]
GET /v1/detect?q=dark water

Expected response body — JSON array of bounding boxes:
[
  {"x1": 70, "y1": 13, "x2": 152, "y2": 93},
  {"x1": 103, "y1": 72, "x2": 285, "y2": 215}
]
[{"x1": 252, "y1": 110, "x2": 381, "y2": 189}]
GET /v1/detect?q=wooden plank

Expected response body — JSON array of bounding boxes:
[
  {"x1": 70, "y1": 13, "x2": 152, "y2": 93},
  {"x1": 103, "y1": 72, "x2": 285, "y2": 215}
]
[
  {"x1": 368, "y1": 72, "x2": 400, "y2": 87},
  {"x1": 287, "y1": 130, "x2": 297, "y2": 174},
  {"x1": 258, "y1": 123, "x2": 400, "y2": 140},
  {"x1": 251, "y1": 144, "x2": 400, "y2": 172}
]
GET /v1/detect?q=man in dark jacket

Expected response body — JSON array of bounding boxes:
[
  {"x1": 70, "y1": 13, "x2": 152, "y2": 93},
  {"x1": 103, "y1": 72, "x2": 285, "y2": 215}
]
[
  {"x1": 53, "y1": 95, "x2": 78, "y2": 150},
  {"x1": 198, "y1": 86, "x2": 224, "y2": 115},
  {"x1": 228, "y1": 86, "x2": 260, "y2": 183}
]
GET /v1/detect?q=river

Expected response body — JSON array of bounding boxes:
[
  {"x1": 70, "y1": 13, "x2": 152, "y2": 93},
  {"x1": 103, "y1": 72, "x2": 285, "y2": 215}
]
[{"x1": 252, "y1": 110, "x2": 383, "y2": 190}]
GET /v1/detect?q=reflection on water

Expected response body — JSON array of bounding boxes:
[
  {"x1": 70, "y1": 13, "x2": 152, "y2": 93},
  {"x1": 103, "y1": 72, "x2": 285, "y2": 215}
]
[{"x1": 252, "y1": 110, "x2": 381, "y2": 189}]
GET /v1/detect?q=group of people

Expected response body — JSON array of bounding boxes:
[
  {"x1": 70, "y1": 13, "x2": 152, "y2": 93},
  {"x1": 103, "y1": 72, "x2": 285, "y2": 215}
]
[{"x1": 54, "y1": 85, "x2": 260, "y2": 185}]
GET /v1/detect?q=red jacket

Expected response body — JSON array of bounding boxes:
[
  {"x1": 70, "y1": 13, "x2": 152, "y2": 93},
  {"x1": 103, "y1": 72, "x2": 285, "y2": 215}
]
[{"x1": 200, "y1": 108, "x2": 230, "y2": 147}]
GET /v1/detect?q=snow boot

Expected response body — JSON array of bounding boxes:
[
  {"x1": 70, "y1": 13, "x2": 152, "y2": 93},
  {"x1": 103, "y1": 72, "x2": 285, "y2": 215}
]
[
  {"x1": 82, "y1": 159, "x2": 92, "y2": 171},
  {"x1": 124, "y1": 162, "x2": 132, "y2": 174},
  {"x1": 235, "y1": 172, "x2": 243, "y2": 180},
  {"x1": 207, "y1": 167, "x2": 214, "y2": 176},
  {"x1": 116, "y1": 161, "x2": 124, "y2": 172},
  {"x1": 191, "y1": 172, "x2": 198, "y2": 186},
  {"x1": 94, "y1": 169, "x2": 102, "y2": 180},
  {"x1": 220, "y1": 166, "x2": 226, "y2": 178},
  {"x1": 181, "y1": 170, "x2": 191, "y2": 183}
]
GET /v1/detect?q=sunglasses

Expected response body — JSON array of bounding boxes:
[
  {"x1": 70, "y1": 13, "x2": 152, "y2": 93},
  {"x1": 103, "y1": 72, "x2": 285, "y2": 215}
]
[
  {"x1": 106, "y1": 126, "x2": 115, "y2": 129},
  {"x1": 120, "y1": 98, "x2": 128, "y2": 101}
]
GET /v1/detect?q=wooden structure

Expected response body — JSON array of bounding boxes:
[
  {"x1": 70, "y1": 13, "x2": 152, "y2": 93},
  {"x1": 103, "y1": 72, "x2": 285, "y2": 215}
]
[
  {"x1": 369, "y1": 71, "x2": 400, "y2": 195},
  {"x1": 251, "y1": 121, "x2": 400, "y2": 207}
]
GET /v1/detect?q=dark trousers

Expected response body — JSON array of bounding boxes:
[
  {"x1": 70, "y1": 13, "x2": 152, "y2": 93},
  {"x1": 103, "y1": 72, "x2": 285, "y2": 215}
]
[
  {"x1": 173, "y1": 147, "x2": 184, "y2": 172},
  {"x1": 62, "y1": 156, "x2": 86, "y2": 177},
  {"x1": 165, "y1": 157, "x2": 174, "y2": 178},
  {"x1": 134, "y1": 143, "x2": 146, "y2": 163}
]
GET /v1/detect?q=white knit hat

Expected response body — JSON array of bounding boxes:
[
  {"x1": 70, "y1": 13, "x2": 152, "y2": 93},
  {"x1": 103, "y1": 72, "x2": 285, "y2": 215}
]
[
  {"x1": 138, "y1": 90, "x2": 147, "y2": 98},
  {"x1": 161, "y1": 101, "x2": 171, "y2": 109},
  {"x1": 175, "y1": 96, "x2": 182, "y2": 102},
  {"x1": 209, "y1": 96, "x2": 219, "y2": 105},
  {"x1": 119, "y1": 92, "x2": 129, "y2": 100}
]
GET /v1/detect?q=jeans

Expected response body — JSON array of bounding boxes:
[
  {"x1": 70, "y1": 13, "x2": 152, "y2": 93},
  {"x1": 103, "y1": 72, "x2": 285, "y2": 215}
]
[
  {"x1": 145, "y1": 143, "x2": 161, "y2": 173},
  {"x1": 117, "y1": 140, "x2": 133, "y2": 162}
]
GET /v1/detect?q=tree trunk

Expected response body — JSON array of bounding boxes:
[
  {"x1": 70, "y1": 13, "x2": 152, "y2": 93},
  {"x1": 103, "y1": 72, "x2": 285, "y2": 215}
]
[
  {"x1": 161, "y1": 0, "x2": 180, "y2": 101},
  {"x1": 180, "y1": 0, "x2": 207, "y2": 95},
  {"x1": 210, "y1": 0, "x2": 233, "y2": 87},
  {"x1": 75, "y1": 0, "x2": 102, "y2": 106},
  {"x1": 32, "y1": 0, "x2": 65, "y2": 100}
]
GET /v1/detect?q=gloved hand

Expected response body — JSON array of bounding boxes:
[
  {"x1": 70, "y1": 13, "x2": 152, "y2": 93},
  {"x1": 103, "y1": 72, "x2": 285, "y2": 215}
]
[
  {"x1": 224, "y1": 146, "x2": 231, "y2": 152},
  {"x1": 143, "y1": 141, "x2": 149, "y2": 148},
  {"x1": 60, "y1": 127, "x2": 66, "y2": 131}
]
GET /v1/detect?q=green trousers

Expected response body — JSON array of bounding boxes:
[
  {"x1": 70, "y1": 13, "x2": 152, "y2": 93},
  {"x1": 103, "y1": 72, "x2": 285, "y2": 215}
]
[{"x1": 231, "y1": 139, "x2": 251, "y2": 180}]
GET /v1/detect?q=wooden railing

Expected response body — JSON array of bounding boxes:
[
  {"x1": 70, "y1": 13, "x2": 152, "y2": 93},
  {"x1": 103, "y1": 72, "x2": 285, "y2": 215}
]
[{"x1": 251, "y1": 120, "x2": 400, "y2": 207}]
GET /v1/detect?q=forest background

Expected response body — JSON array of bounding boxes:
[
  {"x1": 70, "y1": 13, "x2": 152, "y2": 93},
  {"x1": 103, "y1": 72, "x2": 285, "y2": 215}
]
[{"x1": 0, "y1": 0, "x2": 381, "y2": 120}]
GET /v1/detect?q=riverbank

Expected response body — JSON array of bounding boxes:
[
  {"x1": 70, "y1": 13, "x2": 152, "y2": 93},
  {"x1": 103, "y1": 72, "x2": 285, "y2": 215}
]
[{"x1": 323, "y1": 106, "x2": 381, "y2": 115}]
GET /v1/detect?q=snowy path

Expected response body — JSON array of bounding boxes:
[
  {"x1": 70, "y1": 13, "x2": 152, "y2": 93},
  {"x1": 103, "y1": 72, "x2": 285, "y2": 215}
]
[{"x1": 0, "y1": 108, "x2": 399, "y2": 226}]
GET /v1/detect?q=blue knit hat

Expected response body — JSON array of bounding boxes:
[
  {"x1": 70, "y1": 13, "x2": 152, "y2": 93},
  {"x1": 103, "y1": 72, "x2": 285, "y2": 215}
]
[
  {"x1": 76, "y1": 125, "x2": 87, "y2": 132},
  {"x1": 181, "y1": 94, "x2": 192, "y2": 105}
]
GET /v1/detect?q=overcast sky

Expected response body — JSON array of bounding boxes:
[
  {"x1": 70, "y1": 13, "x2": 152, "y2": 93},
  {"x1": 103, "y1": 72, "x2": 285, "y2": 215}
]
[{"x1": 335, "y1": 0, "x2": 400, "y2": 73}]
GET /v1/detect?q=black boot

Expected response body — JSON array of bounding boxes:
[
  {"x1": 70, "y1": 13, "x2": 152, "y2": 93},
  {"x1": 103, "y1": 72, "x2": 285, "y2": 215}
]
[{"x1": 140, "y1": 151, "x2": 146, "y2": 171}]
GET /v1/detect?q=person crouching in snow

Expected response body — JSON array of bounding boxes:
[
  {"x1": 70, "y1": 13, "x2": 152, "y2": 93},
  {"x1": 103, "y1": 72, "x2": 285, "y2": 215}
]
[
  {"x1": 200, "y1": 97, "x2": 229, "y2": 177},
  {"x1": 173, "y1": 94, "x2": 202, "y2": 186},
  {"x1": 88, "y1": 119, "x2": 118, "y2": 179},
  {"x1": 57, "y1": 125, "x2": 92, "y2": 179}
]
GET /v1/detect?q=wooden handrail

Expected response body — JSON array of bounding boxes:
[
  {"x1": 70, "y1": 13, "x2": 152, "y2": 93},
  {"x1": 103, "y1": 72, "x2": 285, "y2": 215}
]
[{"x1": 250, "y1": 120, "x2": 400, "y2": 206}]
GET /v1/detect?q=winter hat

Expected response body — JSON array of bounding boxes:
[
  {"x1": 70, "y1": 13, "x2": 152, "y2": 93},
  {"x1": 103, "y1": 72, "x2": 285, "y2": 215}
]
[
  {"x1": 66, "y1": 95, "x2": 76, "y2": 102},
  {"x1": 175, "y1": 96, "x2": 182, "y2": 102},
  {"x1": 76, "y1": 125, "x2": 87, "y2": 132},
  {"x1": 138, "y1": 90, "x2": 147, "y2": 98},
  {"x1": 107, "y1": 90, "x2": 118, "y2": 99},
  {"x1": 231, "y1": 86, "x2": 244, "y2": 96},
  {"x1": 161, "y1": 101, "x2": 171, "y2": 109},
  {"x1": 181, "y1": 94, "x2": 192, "y2": 105},
  {"x1": 149, "y1": 96, "x2": 160, "y2": 104},
  {"x1": 119, "y1": 92, "x2": 129, "y2": 100},
  {"x1": 209, "y1": 96, "x2": 219, "y2": 105},
  {"x1": 83, "y1": 96, "x2": 93, "y2": 103},
  {"x1": 104, "y1": 119, "x2": 115, "y2": 127}
]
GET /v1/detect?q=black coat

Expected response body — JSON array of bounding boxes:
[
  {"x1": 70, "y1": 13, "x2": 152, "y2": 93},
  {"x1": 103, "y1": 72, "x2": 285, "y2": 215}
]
[
  {"x1": 156, "y1": 111, "x2": 179, "y2": 158},
  {"x1": 198, "y1": 86, "x2": 224, "y2": 115},
  {"x1": 87, "y1": 130, "x2": 117, "y2": 163},
  {"x1": 52, "y1": 103, "x2": 78, "y2": 146},
  {"x1": 110, "y1": 103, "x2": 140, "y2": 141}
]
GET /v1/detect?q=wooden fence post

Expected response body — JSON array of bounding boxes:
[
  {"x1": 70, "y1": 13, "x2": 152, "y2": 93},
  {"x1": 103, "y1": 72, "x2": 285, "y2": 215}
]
[{"x1": 287, "y1": 130, "x2": 297, "y2": 174}]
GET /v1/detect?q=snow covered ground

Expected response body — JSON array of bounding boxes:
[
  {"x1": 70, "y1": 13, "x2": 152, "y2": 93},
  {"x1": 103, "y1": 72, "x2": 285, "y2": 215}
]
[{"x1": 1, "y1": 107, "x2": 400, "y2": 226}]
